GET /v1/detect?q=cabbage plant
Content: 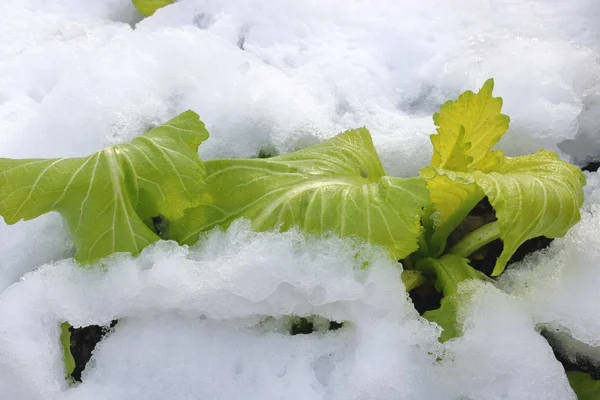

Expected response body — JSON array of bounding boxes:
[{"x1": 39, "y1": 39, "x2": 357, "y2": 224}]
[{"x1": 0, "y1": 80, "x2": 587, "y2": 387}]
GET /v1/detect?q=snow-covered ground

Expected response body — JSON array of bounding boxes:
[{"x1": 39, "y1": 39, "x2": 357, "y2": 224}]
[{"x1": 0, "y1": 0, "x2": 599, "y2": 398}]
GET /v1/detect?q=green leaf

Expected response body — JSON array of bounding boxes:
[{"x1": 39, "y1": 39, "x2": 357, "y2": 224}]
[
  {"x1": 418, "y1": 255, "x2": 489, "y2": 342},
  {"x1": 426, "y1": 150, "x2": 585, "y2": 275},
  {"x1": 170, "y1": 128, "x2": 430, "y2": 259},
  {"x1": 475, "y1": 150, "x2": 585, "y2": 275},
  {"x1": 132, "y1": 0, "x2": 174, "y2": 16},
  {"x1": 567, "y1": 371, "x2": 600, "y2": 400},
  {"x1": 422, "y1": 80, "x2": 585, "y2": 271},
  {"x1": 424, "y1": 293, "x2": 462, "y2": 342},
  {"x1": 422, "y1": 79, "x2": 508, "y2": 253},
  {"x1": 420, "y1": 167, "x2": 484, "y2": 256},
  {"x1": 416, "y1": 255, "x2": 490, "y2": 297},
  {"x1": 0, "y1": 110, "x2": 209, "y2": 263},
  {"x1": 430, "y1": 78, "x2": 508, "y2": 172}
]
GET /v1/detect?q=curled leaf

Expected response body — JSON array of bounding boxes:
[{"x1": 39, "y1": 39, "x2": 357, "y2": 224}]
[{"x1": 475, "y1": 150, "x2": 585, "y2": 275}]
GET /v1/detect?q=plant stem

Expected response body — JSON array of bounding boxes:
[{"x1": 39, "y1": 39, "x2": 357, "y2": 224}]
[
  {"x1": 447, "y1": 221, "x2": 500, "y2": 258},
  {"x1": 426, "y1": 192, "x2": 486, "y2": 257},
  {"x1": 417, "y1": 233, "x2": 430, "y2": 257},
  {"x1": 415, "y1": 255, "x2": 491, "y2": 296}
]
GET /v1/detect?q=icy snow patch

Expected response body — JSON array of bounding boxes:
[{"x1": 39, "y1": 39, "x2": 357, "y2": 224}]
[
  {"x1": 437, "y1": 282, "x2": 575, "y2": 400},
  {"x1": 143, "y1": 0, "x2": 600, "y2": 163},
  {"x1": 0, "y1": 214, "x2": 73, "y2": 293},
  {"x1": 2, "y1": 0, "x2": 599, "y2": 167},
  {"x1": 0, "y1": 221, "x2": 578, "y2": 399},
  {"x1": 0, "y1": 0, "x2": 598, "y2": 397},
  {"x1": 0, "y1": 221, "x2": 436, "y2": 399},
  {"x1": 499, "y1": 174, "x2": 600, "y2": 367},
  {"x1": 1, "y1": 28, "x2": 334, "y2": 161}
]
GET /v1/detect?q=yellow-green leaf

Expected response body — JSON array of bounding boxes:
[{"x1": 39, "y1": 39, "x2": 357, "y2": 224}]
[
  {"x1": 426, "y1": 150, "x2": 585, "y2": 275},
  {"x1": 420, "y1": 166, "x2": 484, "y2": 255},
  {"x1": 474, "y1": 150, "x2": 585, "y2": 275},
  {"x1": 419, "y1": 255, "x2": 490, "y2": 342},
  {"x1": 430, "y1": 79, "x2": 509, "y2": 172},
  {"x1": 0, "y1": 110, "x2": 209, "y2": 263},
  {"x1": 170, "y1": 128, "x2": 430, "y2": 260},
  {"x1": 132, "y1": 0, "x2": 174, "y2": 17},
  {"x1": 422, "y1": 80, "x2": 584, "y2": 271}
]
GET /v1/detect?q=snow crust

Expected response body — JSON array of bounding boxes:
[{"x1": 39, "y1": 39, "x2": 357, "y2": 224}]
[
  {"x1": 1, "y1": 0, "x2": 599, "y2": 398},
  {"x1": 0, "y1": 222, "x2": 576, "y2": 399},
  {"x1": 498, "y1": 173, "x2": 600, "y2": 369}
]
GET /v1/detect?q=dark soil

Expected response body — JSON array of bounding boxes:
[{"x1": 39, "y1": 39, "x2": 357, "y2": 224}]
[
  {"x1": 289, "y1": 318, "x2": 344, "y2": 335},
  {"x1": 409, "y1": 283, "x2": 444, "y2": 314},
  {"x1": 68, "y1": 317, "x2": 343, "y2": 382},
  {"x1": 582, "y1": 161, "x2": 600, "y2": 172},
  {"x1": 69, "y1": 321, "x2": 117, "y2": 382}
]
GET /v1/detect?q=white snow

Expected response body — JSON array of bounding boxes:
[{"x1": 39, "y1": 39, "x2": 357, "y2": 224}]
[
  {"x1": 0, "y1": 222, "x2": 577, "y2": 399},
  {"x1": 1, "y1": 0, "x2": 600, "y2": 398},
  {"x1": 0, "y1": 221, "x2": 436, "y2": 399},
  {"x1": 436, "y1": 282, "x2": 575, "y2": 400}
]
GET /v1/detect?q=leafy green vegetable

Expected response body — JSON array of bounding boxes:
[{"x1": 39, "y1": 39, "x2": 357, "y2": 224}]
[
  {"x1": 416, "y1": 80, "x2": 585, "y2": 346},
  {"x1": 132, "y1": 0, "x2": 174, "y2": 16},
  {"x1": 418, "y1": 255, "x2": 490, "y2": 342},
  {"x1": 567, "y1": 371, "x2": 600, "y2": 400},
  {"x1": 421, "y1": 80, "x2": 507, "y2": 255},
  {"x1": 0, "y1": 110, "x2": 209, "y2": 263},
  {"x1": 430, "y1": 80, "x2": 508, "y2": 173},
  {"x1": 472, "y1": 150, "x2": 584, "y2": 275},
  {"x1": 417, "y1": 255, "x2": 491, "y2": 297},
  {"x1": 420, "y1": 169, "x2": 484, "y2": 256},
  {"x1": 421, "y1": 79, "x2": 585, "y2": 275},
  {"x1": 0, "y1": 78, "x2": 586, "y2": 379},
  {"x1": 424, "y1": 293, "x2": 462, "y2": 342},
  {"x1": 170, "y1": 128, "x2": 429, "y2": 260}
]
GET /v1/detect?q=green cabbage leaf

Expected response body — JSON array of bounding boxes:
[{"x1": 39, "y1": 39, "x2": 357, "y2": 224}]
[
  {"x1": 0, "y1": 110, "x2": 209, "y2": 263},
  {"x1": 418, "y1": 254, "x2": 490, "y2": 342},
  {"x1": 132, "y1": 0, "x2": 174, "y2": 16},
  {"x1": 170, "y1": 127, "x2": 429, "y2": 260}
]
